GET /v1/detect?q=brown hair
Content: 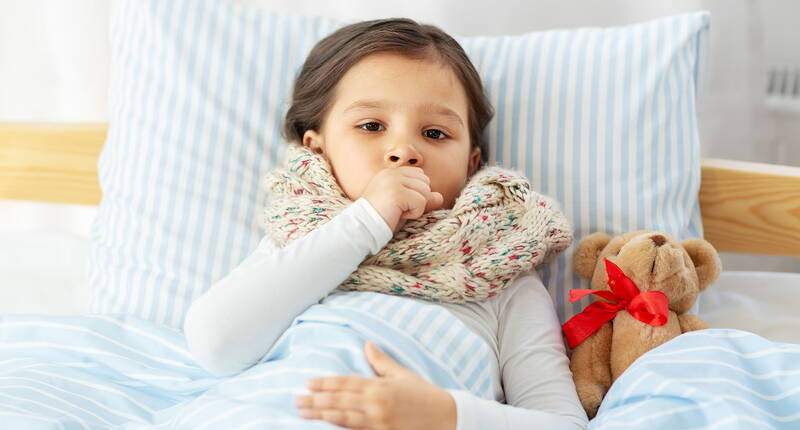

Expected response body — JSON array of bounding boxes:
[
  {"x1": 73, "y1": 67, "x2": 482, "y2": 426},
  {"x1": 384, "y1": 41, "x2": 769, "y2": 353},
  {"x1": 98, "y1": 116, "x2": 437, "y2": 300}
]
[{"x1": 282, "y1": 17, "x2": 494, "y2": 167}]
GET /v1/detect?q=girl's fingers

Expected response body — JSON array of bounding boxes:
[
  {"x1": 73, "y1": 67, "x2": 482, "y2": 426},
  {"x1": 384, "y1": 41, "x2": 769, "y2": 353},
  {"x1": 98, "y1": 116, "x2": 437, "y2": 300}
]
[
  {"x1": 297, "y1": 384, "x2": 371, "y2": 428},
  {"x1": 298, "y1": 407, "x2": 368, "y2": 429},
  {"x1": 400, "y1": 188, "x2": 428, "y2": 220},
  {"x1": 295, "y1": 391, "x2": 364, "y2": 410},
  {"x1": 398, "y1": 175, "x2": 430, "y2": 193},
  {"x1": 398, "y1": 177, "x2": 442, "y2": 213},
  {"x1": 307, "y1": 375, "x2": 370, "y2": 392},
  {"x1": 397, "y1": 166, "x2": 430, "y2": 185}
]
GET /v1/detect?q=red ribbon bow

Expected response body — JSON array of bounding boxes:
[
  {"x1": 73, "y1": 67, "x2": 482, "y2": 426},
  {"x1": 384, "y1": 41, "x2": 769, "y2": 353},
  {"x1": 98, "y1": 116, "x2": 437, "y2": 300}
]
[{"x1": 561, "y1": 258, "x2": 669, "y2": 349}]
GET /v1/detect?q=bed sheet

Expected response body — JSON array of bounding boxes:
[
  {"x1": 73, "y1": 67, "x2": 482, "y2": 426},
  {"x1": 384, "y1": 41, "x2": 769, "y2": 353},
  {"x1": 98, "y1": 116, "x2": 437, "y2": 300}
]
[{"x1": 697, "y1": 270, "x2": 800, "y2": 344}]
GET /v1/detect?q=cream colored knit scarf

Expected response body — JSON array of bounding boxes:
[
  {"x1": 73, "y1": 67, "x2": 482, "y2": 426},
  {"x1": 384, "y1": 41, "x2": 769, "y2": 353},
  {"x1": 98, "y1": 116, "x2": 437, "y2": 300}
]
[{"x1": 258, "y1": 144, "x2": 573, "y2": 303}]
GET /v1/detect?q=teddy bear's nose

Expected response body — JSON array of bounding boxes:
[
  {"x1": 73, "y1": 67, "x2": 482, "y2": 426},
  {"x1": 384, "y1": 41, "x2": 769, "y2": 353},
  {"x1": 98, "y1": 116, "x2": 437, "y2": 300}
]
[{"x1": 650, "y1": 234, "x2": 666, "y2": 247}]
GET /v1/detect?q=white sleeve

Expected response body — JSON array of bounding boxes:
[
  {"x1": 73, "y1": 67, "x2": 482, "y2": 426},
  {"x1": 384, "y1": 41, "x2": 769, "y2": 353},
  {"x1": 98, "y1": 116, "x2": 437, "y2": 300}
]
[
  {"x1": 444, "y1": 272, "x2": 589, "y2": 430},
  {"x1": 183, "y1": 197, "x2": 393, "y2": 376}
]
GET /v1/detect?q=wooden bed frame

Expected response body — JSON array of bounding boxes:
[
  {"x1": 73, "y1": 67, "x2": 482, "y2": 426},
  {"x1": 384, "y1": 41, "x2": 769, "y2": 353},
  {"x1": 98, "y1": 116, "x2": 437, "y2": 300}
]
[{"x1": 2, "y1": 122, "x2": 799, "y2": 257}]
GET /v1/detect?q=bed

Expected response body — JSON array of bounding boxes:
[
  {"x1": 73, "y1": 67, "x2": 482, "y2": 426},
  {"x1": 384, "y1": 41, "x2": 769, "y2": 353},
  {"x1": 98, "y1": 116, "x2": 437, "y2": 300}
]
[
  {"x1": 1, "y1": 4, "x2": 800, "y2": 427},
  {"x1": 1, "y1": 122, "x2": 800, "y2": 429}
]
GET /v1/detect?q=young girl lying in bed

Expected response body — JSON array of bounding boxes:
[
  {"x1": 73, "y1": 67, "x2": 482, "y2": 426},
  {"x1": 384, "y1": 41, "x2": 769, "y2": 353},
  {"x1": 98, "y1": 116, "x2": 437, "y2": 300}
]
[{"x1": 184, "y1": 17, "x2": 588, "y2": 430}]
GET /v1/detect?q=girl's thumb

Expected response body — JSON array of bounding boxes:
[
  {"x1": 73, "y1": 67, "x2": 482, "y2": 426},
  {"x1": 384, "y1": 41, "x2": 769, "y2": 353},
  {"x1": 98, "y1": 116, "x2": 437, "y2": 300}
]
[
  {"x1": 426, "y1": 192, "x2": 444, "y2": 212},
  {"x1": 365, "y1": 341, "x2": 405, "y2": 377}
]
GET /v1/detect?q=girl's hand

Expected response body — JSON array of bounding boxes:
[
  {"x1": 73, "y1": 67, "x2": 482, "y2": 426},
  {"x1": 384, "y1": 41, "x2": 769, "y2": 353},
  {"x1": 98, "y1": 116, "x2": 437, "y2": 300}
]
[
  {"x1": 295, "y1": 341, "x2": 457, "y2": 430},
  {"x1": 363, "y1": 167, "x2": 444, "y2": 234}
]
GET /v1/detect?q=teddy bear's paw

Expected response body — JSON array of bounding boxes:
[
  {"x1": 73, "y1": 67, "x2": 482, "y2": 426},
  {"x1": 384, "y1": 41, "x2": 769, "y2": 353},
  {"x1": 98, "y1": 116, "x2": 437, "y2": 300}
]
[
  {"x1": 678, "y1": 313, "x2": 709, "y2": 333},
  {"x1": 581, "y1": 395, "x2": 602, "y2": 419},
  {"x1": 575, "y1": 381, "x2": 606, "y2": 419}
]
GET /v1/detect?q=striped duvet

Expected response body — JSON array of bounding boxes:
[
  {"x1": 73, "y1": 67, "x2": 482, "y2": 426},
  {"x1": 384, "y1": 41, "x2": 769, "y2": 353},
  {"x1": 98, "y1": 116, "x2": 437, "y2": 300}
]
[
  {"x1": 0, "y1": 291, "x2": 495, "y2": 429},
  {"x1": 589, "y1": 329, "x2": 800, "y2": 429},
  {"x1": 1, "y1": 291, "x2": 797, "y2": 429}
]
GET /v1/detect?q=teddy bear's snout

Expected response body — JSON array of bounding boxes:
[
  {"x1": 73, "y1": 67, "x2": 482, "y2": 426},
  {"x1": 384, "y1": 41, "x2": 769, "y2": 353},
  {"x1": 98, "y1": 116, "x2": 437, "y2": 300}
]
[
  {"x1": 616, "y1": 234, "x2": 684, "y2": 286},
  {"x1": 650, "y1": 246, "x2": 686, "y2": 282}
]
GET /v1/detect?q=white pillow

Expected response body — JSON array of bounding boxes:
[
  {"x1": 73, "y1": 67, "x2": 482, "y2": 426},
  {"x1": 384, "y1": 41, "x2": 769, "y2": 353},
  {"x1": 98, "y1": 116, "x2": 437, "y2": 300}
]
[{"x1": 89, "y1": 0, "x2": 708, "y2": 329}]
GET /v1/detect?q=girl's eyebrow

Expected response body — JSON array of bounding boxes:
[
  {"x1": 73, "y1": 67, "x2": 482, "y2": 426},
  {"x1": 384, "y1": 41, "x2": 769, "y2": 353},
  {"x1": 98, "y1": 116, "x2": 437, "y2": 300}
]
[{"x1": 342, "y1": 99, "x2": 464, "y2": 126}]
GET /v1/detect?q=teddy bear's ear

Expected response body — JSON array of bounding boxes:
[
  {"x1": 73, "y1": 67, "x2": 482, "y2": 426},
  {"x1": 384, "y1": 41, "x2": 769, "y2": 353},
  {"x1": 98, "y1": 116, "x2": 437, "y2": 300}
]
[
  {"x1": 682, "y1": 238, "x2": 722, "y2": 291},
  {"x1": 573, "y1": 232, "x2": 613, "y2": 280}
]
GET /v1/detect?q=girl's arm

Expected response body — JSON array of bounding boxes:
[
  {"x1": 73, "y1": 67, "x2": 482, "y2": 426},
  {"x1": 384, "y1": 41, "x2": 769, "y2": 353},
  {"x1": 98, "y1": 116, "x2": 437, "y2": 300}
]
[
  {"x1": 183, "y1": 197, "x2": 393, "y2": 377},
  {"x1": 445, "y1": 272, "x2": 590, "y2": 430}
]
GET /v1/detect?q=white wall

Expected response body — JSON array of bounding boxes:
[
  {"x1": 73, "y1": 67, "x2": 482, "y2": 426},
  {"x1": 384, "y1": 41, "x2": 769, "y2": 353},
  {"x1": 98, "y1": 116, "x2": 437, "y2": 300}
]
[
  {"x1": 1, "y1": 0, "x2": 797, "y2": 272},
  {"x1": 0, "y1": 0, "x2": 111, "y2": 121}
]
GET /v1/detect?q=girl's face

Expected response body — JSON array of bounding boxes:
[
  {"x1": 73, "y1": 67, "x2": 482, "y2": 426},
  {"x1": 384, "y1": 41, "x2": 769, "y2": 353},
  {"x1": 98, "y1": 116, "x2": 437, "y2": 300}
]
[{"x1": 302, "y1": 52, "x2": 481, "y2": 210}]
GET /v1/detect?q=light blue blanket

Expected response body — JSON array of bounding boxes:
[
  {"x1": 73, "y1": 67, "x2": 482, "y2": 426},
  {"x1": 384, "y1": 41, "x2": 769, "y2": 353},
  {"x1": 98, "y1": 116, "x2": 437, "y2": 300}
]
[
  {"x1": 590, "y1": 328, "x2": 800, "y2": 429},
  {"x1": 0, "y1": 291, "x2": 495, "y2": 429},
  {"x1": 2, "y1": 292, "x2": 798, "y2": 429}
]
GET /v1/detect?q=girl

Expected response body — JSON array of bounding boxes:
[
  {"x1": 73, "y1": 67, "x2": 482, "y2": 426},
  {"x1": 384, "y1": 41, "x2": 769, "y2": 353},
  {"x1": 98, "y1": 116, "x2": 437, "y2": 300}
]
[{"x1": 184, "y1": 17, "x2": 589, "y2": 430}]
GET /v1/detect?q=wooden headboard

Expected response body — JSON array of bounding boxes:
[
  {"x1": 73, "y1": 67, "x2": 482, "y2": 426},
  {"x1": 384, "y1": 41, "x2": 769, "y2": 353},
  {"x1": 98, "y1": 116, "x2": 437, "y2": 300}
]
[{"x1": 2, "y1": 122, "x2": 799, "y2": 257}]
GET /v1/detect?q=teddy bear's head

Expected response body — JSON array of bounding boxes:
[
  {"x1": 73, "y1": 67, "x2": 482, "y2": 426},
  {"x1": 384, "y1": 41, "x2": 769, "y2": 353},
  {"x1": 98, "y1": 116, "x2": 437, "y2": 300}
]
[{"x1": 573, "y1": 230, "x2": 721, "y2": 314}]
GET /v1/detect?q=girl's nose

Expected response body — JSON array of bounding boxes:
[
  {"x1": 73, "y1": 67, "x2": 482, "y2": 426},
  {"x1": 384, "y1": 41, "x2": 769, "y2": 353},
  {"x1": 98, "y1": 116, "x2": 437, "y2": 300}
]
[{"x1": 384, "y1": 141, "x2": 422, "y2": 167}]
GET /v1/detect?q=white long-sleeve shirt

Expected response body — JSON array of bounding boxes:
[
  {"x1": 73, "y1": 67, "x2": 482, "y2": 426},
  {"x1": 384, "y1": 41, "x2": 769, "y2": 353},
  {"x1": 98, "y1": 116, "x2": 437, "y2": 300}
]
[{"x1": 184, "y1": 197, "x2": 589, "y2": 430}]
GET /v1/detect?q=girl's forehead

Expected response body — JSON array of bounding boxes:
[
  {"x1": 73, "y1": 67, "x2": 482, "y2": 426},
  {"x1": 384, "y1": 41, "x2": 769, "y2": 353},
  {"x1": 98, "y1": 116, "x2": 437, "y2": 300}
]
[
  {"x1": 342, "y1": 52, "x2": 454, "y2": 83},
  {"x1": 332, "y1": 52, "x2": 468, "y2": 118}
]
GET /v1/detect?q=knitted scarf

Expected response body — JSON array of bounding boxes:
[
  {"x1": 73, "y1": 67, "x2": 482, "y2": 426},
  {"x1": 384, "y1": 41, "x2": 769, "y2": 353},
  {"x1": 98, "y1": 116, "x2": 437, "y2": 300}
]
[{"x1": 258, "y1": 144, "x2": 573, "y2": 303}]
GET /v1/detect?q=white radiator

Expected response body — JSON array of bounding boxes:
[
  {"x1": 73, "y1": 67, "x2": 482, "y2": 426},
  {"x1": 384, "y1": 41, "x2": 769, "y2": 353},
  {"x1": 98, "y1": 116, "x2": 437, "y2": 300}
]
[{"x1": 766, "y1": 65, "x2": 800, "y2": 114}]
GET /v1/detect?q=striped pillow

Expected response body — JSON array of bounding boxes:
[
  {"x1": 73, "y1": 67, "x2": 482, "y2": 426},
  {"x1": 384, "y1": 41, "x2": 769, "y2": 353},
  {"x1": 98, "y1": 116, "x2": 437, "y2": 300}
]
[{"x1": 89, "y1": 0, "x2": 708, "y2": 330}]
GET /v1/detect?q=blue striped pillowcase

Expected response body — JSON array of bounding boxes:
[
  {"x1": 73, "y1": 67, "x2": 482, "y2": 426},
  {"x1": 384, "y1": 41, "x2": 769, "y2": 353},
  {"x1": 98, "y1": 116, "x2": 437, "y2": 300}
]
[{"x1": 89, "y1": 0, "x2": 708, "y2": 330}]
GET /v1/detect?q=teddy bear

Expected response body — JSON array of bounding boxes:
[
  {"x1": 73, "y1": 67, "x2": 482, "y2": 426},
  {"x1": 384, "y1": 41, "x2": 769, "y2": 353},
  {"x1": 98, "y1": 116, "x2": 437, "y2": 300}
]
[{"x1": 563, "y1": 230, "x2": 722, "y2": 419}]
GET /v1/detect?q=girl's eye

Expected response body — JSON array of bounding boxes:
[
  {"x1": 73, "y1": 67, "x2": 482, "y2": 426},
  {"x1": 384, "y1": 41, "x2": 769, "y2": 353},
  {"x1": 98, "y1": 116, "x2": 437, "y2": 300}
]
[
  {"x1": 358, "y1": 122, "x2": 384, "y2": 132},
  {"x1": 423, "y1": 129, "x2": 448, "y2": 140},
  {"x1": 357, "y1": 123, "x2": 448, "y2": 140}
]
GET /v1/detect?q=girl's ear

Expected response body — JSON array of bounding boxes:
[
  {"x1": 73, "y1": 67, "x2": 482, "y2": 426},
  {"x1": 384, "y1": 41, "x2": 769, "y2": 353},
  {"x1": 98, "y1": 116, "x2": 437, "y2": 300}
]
[
  {"x1": 467, "y1": 146, "x2": 481, "y2": 176},
  {"x1": 302, "y1": 129, "x2": 325, "y2": 155}
]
